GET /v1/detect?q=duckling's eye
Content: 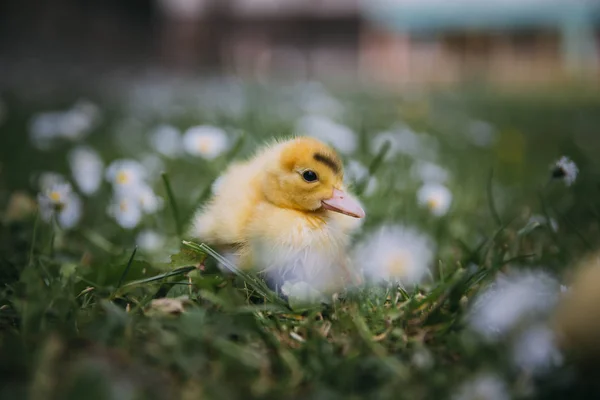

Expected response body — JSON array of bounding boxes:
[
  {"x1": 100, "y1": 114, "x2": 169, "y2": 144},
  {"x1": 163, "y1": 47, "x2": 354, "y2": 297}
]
[{"x1": 302, "y1": 170, "x2": 318, "y2": 182}]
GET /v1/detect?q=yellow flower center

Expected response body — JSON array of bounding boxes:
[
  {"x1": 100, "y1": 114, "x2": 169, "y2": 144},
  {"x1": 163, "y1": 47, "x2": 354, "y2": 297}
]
[
  {"x1": 116, "y1": 171, "x2": 130, "y2": 185},
  {"x1": 49, "y1": 191, "x2": 62, "y2": 202},
  {"x1": 197, "y1": 137, "x2": 212, "y2": 154},
  {"x1": 119, "y1": 200, "x2": 128, "y2": 212},
  {"x1": 427, "y1": 197, "x2": 440, "y2": 210},
  {"x1": 385, "y1": 251, "x2": 411, "y2": 277}
]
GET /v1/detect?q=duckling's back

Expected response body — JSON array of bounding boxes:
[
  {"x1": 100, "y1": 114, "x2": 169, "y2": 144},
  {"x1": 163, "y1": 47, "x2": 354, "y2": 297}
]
[{"x1": 189, "y1": 142, "x2": 281, "y2": 245}]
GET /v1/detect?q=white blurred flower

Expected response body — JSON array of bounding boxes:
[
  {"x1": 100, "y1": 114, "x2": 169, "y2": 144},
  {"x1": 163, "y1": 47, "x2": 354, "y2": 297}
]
[
  {"x1": 551, "y1": 156, "x2": 578, "y2": 186},
  {"x1": 68, "y1": 146, "x2": 104, "y2": 195},
  {"x1": 107, "y1": 195, "x2": 142, "y2": 229},
  {"x1": 139, "y1": 153, "x2": 165, "y2": 179},
  {"x1": 417, "y1": 183, "x2": 452, "y2": 217},
  {"x1": 344, "y1": 160, "x2": 377, "y2": 196},
  {"x1": 37, "y1": 182, "x2": 82, "y2": 229},
  {"x1": 29, "y1": 112, "x2": 64, "y2": 150},
  {"x1": 182, "y1": 125, "x2": 229, "y2": 159},
  {"x1": 354, "y1": 225, "x2": 434, "y2": 287},
  {"x1": 410, "y1": 161, "x2": 450, "y2": 183},
  {"x1": 28, "y1": 100, "x2": 100, "y2": 149},
  {"x1": 136, "y1": 230, "x2": 166, "y2": 252},
  {"x1": 135, "y1": 184, "x2": 163, "y2": 214},
  {"x1": 296, "y1": 115, "x2": 357, "y2": 155},
  {"x1": 281, "y1": 281, "x2": 329, "y2": 307},
  {"x1": 371, "y1": 127, "x2": 423, "y2": 159},
  {"x1": 468, "y1": 270, "x2": 560, "y2": 340},
  {"x1": 512, "y1": 324, "x2": 562, "y2": 375},
  {"x1": 149, "y1": 124, "x2": 182, "y2": 158},
  {"x1": 105, "y1": 159, "x2": 147, "y2": 192},
  {"x1": 453, "y1": 374, "x2": 509, "y2": 400},
  {"x1": 466, "y1": 120, "x2": 497, "y2": 148},
  {"x1": 38, "y1": 172, "x2": 67, "y2": 192}
]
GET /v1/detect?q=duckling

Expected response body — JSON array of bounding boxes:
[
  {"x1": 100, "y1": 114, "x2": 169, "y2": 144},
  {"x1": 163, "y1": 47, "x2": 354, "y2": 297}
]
[{"x1": 189, "y1": 136, "x2": 365, "y2": 294}]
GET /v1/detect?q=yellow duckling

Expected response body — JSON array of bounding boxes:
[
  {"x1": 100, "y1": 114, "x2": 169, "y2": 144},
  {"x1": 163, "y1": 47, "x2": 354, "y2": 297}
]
[{"x1": 189, "y1": 136, "x2": 365, "y2": 294}]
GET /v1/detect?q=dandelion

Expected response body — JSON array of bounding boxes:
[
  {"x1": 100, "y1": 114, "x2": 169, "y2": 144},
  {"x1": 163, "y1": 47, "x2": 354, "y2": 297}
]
[
  {"x1": 37, "y1": 182, "x2": 82, "y2": 229},
  {"x1": 182, "y1": 125, "x2": 229, "y2": 159},
  {"x1": 410, "y1": 161, "x2": 450, "y2": 183},
  {"x1": 105, "y1": 159, "x2": 147, "y2": 192},
  {"x1": 354, "y1": 225, "x2": 435, "y2": 287},
  {"x1": 296, "y1": 115, "x2": 357, "y2": 155},
  {"x1": 467, "y1": 269, "x2": 560, "y2": 340},
  {"x1": 136, "y1": 230, "x2": 166, "y2": 253},
  {"x1": 417, "y1": 183, "x2": 452, "y2": 217},
  {"x1": 511, "y1": 324, "x2": 562, "y2": 375},
  {"x1": 108, "y1": 194, "x2": 143, "y2": 229},
  {"x1": 452, "y1": 374, "x2": 509, "y2": 400},
  {"x1": 68, "y1": 146, "x2": 104, "y2": 195},
  {"x1": 149, "y1": 124, "x2": 182, "y2": 158},
  {"x1": 551, "y1": 156, "x2": 578, "y2": 186}
]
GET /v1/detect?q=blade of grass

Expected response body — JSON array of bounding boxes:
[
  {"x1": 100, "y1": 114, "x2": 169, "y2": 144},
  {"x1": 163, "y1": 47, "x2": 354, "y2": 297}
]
[
  {"x1": 116, "y1": 246, "x2": 138, "y2": 289},
  {"x1": 356, "y1": 139, "x2": 390, "y2": 195},
  {"x1": 28, "y1": 212, "x2": 40, "y2": 267},
  {"x1": 182, "y1": 240, "x2": 288, "y2": 307},
  {"x1": 120, "y1": 266, "x2": 197, "y2": 288},
  {"x1": 161, "y1": 172, "x2": 183, "y2": 238},
  {"x1": 487, "y1": 168, "x2": 502, "y2": 226}
]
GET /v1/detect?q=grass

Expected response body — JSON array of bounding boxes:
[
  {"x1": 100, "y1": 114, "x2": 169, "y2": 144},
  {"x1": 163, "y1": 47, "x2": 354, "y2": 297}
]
[{"x1": 1, "y1": 80, "x2": 600, "y2": 399}]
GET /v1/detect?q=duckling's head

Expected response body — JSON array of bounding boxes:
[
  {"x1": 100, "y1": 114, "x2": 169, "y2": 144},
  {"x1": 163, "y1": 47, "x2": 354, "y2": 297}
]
[{"x1": 262, "y1": 137, "x2": 365, "y2": 218}]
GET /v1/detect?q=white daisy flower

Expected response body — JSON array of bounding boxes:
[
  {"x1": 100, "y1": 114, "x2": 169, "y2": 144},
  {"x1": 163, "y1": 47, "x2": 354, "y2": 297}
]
[
  {"x1": 37, "y1": 182, "x2": 82, "y2": 229},
  {"x1": 139, "y1": 153, "x2": 165, "y2": 180},
  {"x1": 410, "y1": 161, "x2": 450, "y2": 183},
  {"x1": 281, "y1": 281, "x2": 329, "y2": 307},
  {"x1": 467, "y1": 269, "x2": 560, "y2": 340},
  {"x1": 466, "y1": 120, "x2": 497, "y2": 148},
  {"x1": 296, "y1": 115, "x2": 357, "y2": 155},
  {"x1": 29, "y1": 112, "x2": 64, "y2": 150},
  {"x1": 371, "y1": 127, "x2": 422, "y2": 159},
  {"x1": 182, "y1": 125, "x2": 229, "y2": 159},
  {"x1": 344, "y1": 160, "x2": 378, "y2": 196},
  {"x1": 551, "y1": 156, "x2": 578, "y2": 186},
  {"x1": 511, "y1": 324, "x2": 562, "y2": 375},
  {"x1": 38, "y1": 172, "x2": 68, "y2": 192},
  {"x1": 135, "y1": 184, "x2": 164, "y2": 214},
  {"x1": 107, "y1": 195, "x2": 143, "y2": 229},
  {"x1": 452, "y1": 374, "x2": 509, "y2": 400},
  {"x1": 354, "y1": 225, "x2": 435, "y2": 287},
  {"x1": 105, "y1": 159, "x2": 147, "y2": 192},
  {"x1": 68, "y1": 146, "x2": 104, "y2": 195},
  {"x1": 417, "y1": 183, "x2": 452, "y2": 217},
  {"x1": 149, "y1": 124, "x2": 182, "y2": 158},
  {"x1": 59, "y1": 101, "x2": 98, "y2": 141},
  {"x1": 136, "y1": 230, "x2": 166, "y2": 252}
]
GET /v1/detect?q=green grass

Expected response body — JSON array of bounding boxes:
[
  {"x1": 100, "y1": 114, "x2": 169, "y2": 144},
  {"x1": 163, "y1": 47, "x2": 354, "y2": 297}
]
[{"x1": 1, "y1": 82, "x2": 600, "y2": 399}]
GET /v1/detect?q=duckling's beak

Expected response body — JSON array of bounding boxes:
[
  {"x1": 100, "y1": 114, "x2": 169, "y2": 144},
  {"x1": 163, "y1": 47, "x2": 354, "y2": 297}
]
[{"x1": 321, "y1": 188, "x2": 365, "y2": 218}]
